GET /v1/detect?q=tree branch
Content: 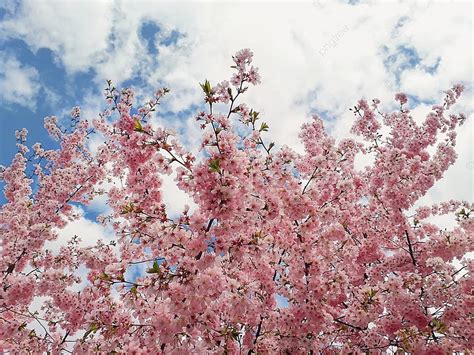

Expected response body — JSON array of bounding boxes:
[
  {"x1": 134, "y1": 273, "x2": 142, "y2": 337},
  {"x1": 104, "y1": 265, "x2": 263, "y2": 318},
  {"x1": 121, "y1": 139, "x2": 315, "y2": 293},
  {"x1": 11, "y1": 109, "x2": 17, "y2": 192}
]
[{"x1": 405, "y1": 230, "x2": 417, "y2": 266}]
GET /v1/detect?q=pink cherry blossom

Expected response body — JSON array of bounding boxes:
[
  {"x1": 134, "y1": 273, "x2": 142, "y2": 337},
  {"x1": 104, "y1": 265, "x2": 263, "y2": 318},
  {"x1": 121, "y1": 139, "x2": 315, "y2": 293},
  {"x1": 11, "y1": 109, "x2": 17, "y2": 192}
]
[{"x1": 0, "y1": 50, "x2": 472, "y2": 354}]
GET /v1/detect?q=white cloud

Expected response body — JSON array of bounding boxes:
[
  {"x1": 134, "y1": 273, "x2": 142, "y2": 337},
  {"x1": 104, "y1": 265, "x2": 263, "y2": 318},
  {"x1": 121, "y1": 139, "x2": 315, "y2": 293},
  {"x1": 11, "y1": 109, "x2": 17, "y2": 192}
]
[
  {"x1": 0, "y1": 0, "x2": 114, "y2": 74},
  {"x1": 1, "y1": 0, "x2": 471, "y2": 230},
  {"x1": 161, "y1": 171, "x2": 196, "y2": 218},
  {"x1": 43, "y1": 206, "x2": 114, "y2": 255},
  {"x1": 0, "y1": 52, "x2": 40, "y2": 110}
]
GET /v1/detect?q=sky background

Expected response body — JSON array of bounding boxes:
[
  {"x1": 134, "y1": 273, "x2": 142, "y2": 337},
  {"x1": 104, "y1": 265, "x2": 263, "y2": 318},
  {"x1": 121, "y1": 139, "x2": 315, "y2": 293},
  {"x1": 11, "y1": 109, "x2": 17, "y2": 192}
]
[{"x1": 0, "y1": 0, "x2": 473, "y2": 252}]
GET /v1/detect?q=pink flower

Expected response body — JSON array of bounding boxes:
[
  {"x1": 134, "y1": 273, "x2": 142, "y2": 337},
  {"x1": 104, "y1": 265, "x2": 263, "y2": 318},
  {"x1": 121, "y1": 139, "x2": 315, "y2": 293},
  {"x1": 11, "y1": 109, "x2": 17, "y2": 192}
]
[
  {"x1": 0, "y1": 50, "x2": 470, "y2": 355},
  {"x1": 395, "y1": 92, "x2": 408, "y2": 105},
  {"x1": 70, "y1": 106, "x2": 81, "y2": 118}
]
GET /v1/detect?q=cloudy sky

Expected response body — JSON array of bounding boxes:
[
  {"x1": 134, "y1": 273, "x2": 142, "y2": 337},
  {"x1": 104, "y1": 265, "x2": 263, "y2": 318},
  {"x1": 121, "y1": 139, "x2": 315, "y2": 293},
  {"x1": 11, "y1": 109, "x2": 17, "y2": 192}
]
[{"x1": 0, "y1": 0, "x2": 472, "y2": 247}]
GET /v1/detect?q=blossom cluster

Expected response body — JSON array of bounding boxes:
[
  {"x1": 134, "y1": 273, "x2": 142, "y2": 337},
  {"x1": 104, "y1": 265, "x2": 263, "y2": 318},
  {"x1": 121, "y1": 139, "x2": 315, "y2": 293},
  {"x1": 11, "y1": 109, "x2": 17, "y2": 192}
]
[{"x1": 0, "y1": 49, "x2": 472, "y2": 354}]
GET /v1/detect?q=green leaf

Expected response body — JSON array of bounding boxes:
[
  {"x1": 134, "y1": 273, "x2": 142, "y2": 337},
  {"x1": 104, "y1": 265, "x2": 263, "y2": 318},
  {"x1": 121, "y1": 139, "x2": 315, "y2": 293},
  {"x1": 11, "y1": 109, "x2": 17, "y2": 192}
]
[
  {"x1": 231, "y1": 329, "x2": 240, "y2": 340},
  {"x1": 367, "y1": 289, "x2": 377, "y2": 298},
  {"x1": 268, "y1": 142, "x2": 275, "y2": 151},
  {"x1": 249, "y1": 109, "x2": 260, "y2": 123},
  {"x1": 134, "y1": 119, "x2": 143, "y2": 132},
  {"x1": 432, "y1": 319, "x2": 447, "y2": 333},
  {"x1": 146, "y1": 260, "x2": 161, "y2": 274},
  {"x1": 83, "y1": 323, "x2": 99, "y2": 340},
  {"x1": 121, "y1": 202, "x2": 135, "y2": 214},
  {"x1": 259, "y1": 122, "x2": 269, "y2": 132},
  {"x1": 209, "y1": 158, "x2": 221, "y2": 173},
  {"x1": 200, "y1": 79, "x2": 212, "y2": 96},
  {"x1": 99, "y1": 272, "x2": 112, "y2": 281},
  {"x1": 456, "y1": 208, "x2": 469, "y2": 219}
]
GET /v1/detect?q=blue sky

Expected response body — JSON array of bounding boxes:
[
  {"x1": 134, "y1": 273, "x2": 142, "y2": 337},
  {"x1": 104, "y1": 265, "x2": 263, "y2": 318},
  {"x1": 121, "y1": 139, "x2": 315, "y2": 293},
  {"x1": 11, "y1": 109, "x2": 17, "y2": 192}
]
[
  {"x1": 0, "y1": 14, "x2": 187, "y2": 167},
  {"x1": 0, "y1": 0, "x2": 472, "y2": 236}
]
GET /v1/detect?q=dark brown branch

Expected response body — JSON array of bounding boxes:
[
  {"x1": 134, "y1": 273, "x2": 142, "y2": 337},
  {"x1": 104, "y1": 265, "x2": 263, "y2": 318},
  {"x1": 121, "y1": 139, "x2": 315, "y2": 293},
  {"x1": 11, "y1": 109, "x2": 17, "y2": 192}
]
[
  {"x1": 205, "y1": 218, "x2": 215, "y2": 232},
  {"x1": 334, "y1": 317, "x2": 365, "y2": 331},
  {"x1": 54, "y1": 175, "x2": 94, "y2": 214},
  {"x1": 302, "y1": 167, "x2": 318, "y2": 194},
  {"x1": 405, "y1": 230, "x2": 417, "y2": 266},
  {"x1": 248, "y1": 316, "x2": 264, "y2": 354}
]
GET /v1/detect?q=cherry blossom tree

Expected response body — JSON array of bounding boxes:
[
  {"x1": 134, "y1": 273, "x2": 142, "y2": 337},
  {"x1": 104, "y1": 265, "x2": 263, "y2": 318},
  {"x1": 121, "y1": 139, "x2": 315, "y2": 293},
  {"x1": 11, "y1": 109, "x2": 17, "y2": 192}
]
[{"x1": 0, "y1": 49, "x2": 472, "y2": 354}]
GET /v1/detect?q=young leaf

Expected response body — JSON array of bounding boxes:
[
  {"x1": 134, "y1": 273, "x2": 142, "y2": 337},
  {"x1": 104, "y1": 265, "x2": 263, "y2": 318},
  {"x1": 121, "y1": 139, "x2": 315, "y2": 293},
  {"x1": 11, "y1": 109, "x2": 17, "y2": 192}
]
[
  {"x1": 134, "y1": 119, "x2": 143, "y2": 132},
  {"x1": 200, "y1": 79, "x2": 212, "y2": 96},
  {"x1": 259, "y1": 122, "x2": 269, "y2": 132},
  {"x1": 209, "y1": 158, "x2": 221, "y2": 173},
  {"x1": 99, "y1": 272, "x2": 112, "y2": 281},
  {"x1": 146, "y1": 260, "x2": 161, "y2": 274},
  {"x1": 83, "y1": 323, "x2": 98, "y2": 340}
]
